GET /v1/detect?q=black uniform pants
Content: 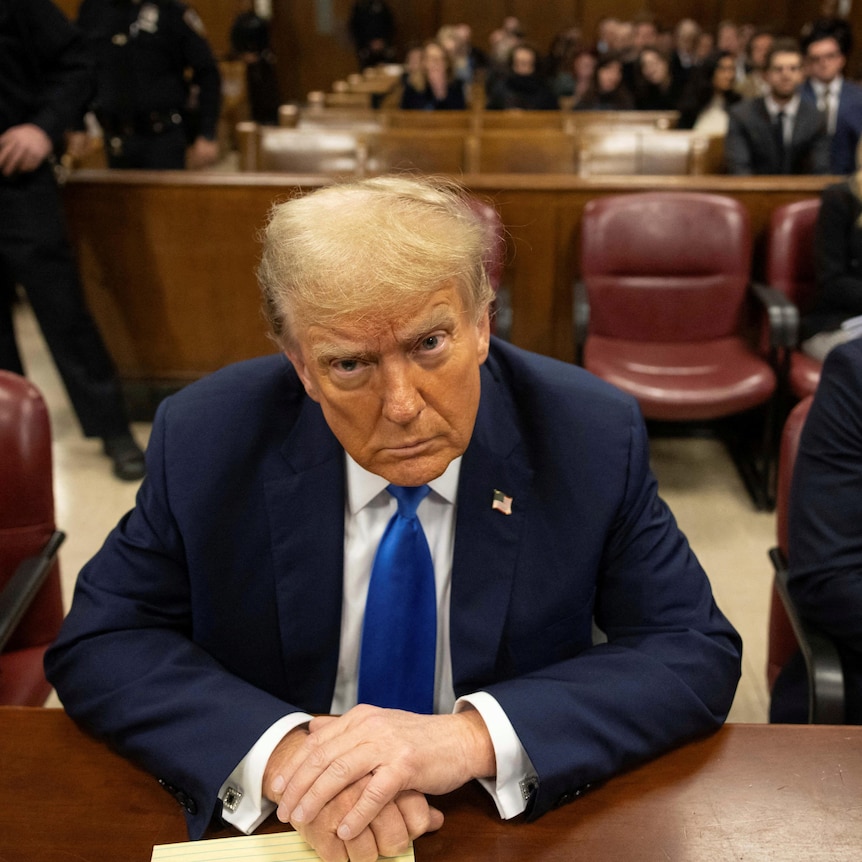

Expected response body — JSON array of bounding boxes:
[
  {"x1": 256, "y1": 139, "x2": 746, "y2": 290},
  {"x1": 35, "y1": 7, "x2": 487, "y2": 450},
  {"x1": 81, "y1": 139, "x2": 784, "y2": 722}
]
[{"x1": 0, "y1": 163, "x2": 130, "y2": 438}]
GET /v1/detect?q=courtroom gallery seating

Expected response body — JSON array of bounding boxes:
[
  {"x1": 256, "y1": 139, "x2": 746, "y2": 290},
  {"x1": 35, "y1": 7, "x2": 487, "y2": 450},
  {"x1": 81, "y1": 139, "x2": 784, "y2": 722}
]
[
  {"x1": 0, "y1": 371, "x2": 65, "y2": 706},
  {"x1": 765, "y1": 198, "x2": 823, "y2": 400},
  {"x1": 575, "y1": 191, "x2": 787, "y2": 509},
  {"x1": 767, "y1": 395, "x2": 845, "y2": 723}
]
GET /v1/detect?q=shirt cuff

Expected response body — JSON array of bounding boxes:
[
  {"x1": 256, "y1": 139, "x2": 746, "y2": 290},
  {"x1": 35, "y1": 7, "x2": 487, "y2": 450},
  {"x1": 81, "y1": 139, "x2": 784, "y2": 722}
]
[
  {"x1": 455, "y1": 691, "x2": 537, "y2": 819},
  {"x1": 218, "y1": 712, "x2": 313, "y2": 834}
]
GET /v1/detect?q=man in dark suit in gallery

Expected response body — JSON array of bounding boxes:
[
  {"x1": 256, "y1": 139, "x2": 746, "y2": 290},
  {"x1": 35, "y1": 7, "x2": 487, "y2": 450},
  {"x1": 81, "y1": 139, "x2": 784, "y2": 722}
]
[
  {"x1": 801, "y1": 26, "x2": 862, "y2": 174},
  {"x1": 46, "y1": 176, "x2": 742, "y2": 862},
  {"x1": 726, "y1": 39, "x2": 831, "y2": 175}
]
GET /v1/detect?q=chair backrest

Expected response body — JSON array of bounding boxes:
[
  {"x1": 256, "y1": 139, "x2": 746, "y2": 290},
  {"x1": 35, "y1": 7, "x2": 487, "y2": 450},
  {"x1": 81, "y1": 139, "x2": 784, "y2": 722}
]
[
  {"x1": 767, "y1": 395, "x2": 814, "y2": 689},
  {"x1": 581, "y1": 191, "x2": 752, "y2": 342},
  {"x1": 766, "y1": 198, "x2": 821, "y2": 314},
  {"x1": 0, "y1": 371, "x2": 63, "y2": 705},
  {"x1": 466, "y1": 195, "x2": 506, "y2": 294}
]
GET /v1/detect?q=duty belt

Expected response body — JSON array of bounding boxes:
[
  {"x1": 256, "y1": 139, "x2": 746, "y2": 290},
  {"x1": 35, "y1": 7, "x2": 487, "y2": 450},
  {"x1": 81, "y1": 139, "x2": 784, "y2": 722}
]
[{"x1": 99, "y1": 110, "x2": 184, "y2": 137}]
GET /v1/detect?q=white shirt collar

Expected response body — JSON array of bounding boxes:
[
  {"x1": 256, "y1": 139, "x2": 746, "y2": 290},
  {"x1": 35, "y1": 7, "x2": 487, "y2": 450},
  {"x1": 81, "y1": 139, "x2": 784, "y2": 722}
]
[
  {"x1": 766, "y1": 92, "x2": 800, "y2": 119},
  {"x1": 345, "y1": 452, "x2": 462, "y2": 514}
]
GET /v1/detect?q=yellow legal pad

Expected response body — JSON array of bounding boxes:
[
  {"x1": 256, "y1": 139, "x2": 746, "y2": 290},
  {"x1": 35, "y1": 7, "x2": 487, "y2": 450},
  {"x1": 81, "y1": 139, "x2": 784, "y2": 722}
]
[{"x1": 151, "y1": 831, "x2": 414, "y2": 861}]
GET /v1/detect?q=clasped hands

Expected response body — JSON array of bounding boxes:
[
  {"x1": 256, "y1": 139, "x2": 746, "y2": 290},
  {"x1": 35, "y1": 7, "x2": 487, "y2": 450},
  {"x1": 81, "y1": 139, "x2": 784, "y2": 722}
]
[{"x1": 262, "y1": 704, "x2": 495, "y2": 862}]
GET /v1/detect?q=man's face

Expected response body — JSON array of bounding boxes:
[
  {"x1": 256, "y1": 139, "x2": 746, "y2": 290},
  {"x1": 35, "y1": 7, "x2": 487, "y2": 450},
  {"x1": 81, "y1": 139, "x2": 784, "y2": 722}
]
[
  {"x1": 511, "y1": 47, "x2": 535, "y2": 76},
  {"x1": 766, "y1": 51, "x2": 803, "y2": 101},
  {"x1": 286, "y1": 281, "x2": 490, "y2": 486},
  {"x1": 806, "y1": 37, "x2": 845, "y2": 84}
]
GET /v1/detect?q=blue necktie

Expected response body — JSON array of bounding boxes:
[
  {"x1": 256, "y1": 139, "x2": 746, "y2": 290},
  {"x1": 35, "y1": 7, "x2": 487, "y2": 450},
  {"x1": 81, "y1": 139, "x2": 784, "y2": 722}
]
[{"x1": 358, "y1": 484, "x2": 436, "y2": 713}]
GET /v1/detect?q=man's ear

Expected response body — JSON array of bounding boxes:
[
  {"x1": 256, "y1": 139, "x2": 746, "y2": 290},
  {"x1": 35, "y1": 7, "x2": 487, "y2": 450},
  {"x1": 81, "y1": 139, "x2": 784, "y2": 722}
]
[{"x1": 284, "y1": 349, "x2": 320, "y2": 403}]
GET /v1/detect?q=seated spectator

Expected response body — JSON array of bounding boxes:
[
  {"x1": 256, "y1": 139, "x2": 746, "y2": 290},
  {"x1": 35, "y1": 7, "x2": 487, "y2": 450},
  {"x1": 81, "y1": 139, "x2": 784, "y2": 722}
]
[
  {"x1": 736, "y1": 29, "x2": 774, "y2": 99},
  {"x1": 801, "y1": 26, "x2": 862, "y2": 174},
  {"x1": 715, "y1": 20, "x2": 746, "y2": 84},
  {"x1": 553, "y1": 48, "x2": 597, "y2": 105},
  {"x1": 725, "y1": 39, "x2": 830, "y2": 175},
  {"x1": 771, "y1": 336, "x2": 862, "y2": 724},
  {"x1": 486, "y1": 43, "x2": 558, "y2": 110},
  {"x1": 801, "y1": 149, "x2": 862, "y2": 360},
  {"x1": 677, "y1": 50, "x2": 741, "y2": 133},
  {"x1": 573, "y1": 52, "x2": 634, "y2": 111},
  {"x1": 632, "y1": 47, "x2": 683, "y2": 110},
  {"x1": 400, "y1": 40, "x2": 466, "y2": 111},
  {"x1": 669, "y1": 18, "x2": 703, "y2": 93}
]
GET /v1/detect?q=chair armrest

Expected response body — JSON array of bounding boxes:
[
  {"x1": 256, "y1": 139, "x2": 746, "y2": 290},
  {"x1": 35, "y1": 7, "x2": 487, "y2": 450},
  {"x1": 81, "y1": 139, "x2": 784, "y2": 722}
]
[
  {"x1": 770, "y1": 547, "x2": 846, "y2": 723},
  {"x1": 0, "y1": 530, "x2": 65, "y2": 654},
  {"x1": 751, "y1": 282, "x2": 800, "y2": 349},
  {"x1": 573, "y1": 280, "x2": 590, "y2": 366}
]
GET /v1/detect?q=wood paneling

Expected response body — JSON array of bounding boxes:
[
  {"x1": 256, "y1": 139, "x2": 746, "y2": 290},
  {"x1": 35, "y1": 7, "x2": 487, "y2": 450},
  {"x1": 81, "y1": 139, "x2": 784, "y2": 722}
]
[{"x1": 62, "y1": 170, "x2": 832, "y2": 392}]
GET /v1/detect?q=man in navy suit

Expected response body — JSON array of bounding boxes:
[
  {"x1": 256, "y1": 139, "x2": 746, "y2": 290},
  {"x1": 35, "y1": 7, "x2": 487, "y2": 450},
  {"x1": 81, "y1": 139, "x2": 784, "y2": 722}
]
[
  {"x1": 726, "y1": 39, "x2": 831, "y2": 175},
  {"x1": 45, "y1": 176, "x2": 742, "y2": 862},
  {"x1": 801, "y1": 27, "x2": 862, "y2": 174}
]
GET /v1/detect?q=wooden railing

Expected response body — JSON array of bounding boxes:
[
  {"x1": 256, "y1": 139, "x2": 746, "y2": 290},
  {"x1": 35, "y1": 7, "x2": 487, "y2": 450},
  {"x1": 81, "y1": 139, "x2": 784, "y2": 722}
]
[
  {"x1": 235, "y1": 110, "x2": 724, "y2": 176},
  {"x1": 61, "y1": 170, "x2": 834, "y2": 414}
]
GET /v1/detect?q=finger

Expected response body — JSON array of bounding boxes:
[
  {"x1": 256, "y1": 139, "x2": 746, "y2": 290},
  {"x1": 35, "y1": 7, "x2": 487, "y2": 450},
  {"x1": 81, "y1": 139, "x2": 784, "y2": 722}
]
[
  {"x1": 345, "y1": 826, "x2": 385, "y2": 862},
  {"x1": 335, "y1": 769, "x2": 405, "y2": 843},
  {"x1": 287, "y1": 748, "x2": 378, "y2": 826},
  {"x1": 395, "y1": 791, "x2": 445, "y2": 838},
  {"x1": 367, "y1": 800, "x2": 410, "y2": 858},
  {"x1": 279, "y1": 733, "x2": 377, "y2": 823},
  {"x1": 292, "y1": 822, "x2": 348, "y2": 862}
]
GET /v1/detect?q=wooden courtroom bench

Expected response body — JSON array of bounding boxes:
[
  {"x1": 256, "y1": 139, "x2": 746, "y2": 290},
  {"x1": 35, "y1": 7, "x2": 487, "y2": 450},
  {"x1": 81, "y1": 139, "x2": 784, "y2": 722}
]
[
  {"x1": 61, "y1": 171, "x2": 834, "y2": 415},
  {"x1": 577, "y1": 128, "x2": 725, "y2": 176}
]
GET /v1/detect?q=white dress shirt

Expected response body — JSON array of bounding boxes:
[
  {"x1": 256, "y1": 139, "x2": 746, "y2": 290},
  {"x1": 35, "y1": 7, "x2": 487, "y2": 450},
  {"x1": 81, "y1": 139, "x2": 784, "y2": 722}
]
[
  {"x1": 765, "y1": 93, "x2": 801, "y2": 146},
  {"x1": 218, "y1": 454, "x2": 536, "y2": 833}
]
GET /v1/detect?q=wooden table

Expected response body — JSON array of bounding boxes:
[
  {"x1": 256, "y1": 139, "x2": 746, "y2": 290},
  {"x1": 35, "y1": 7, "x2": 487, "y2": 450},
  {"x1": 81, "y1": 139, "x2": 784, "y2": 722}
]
[{"x1": 2, "y1": 707, "x2": 860, "y2": 861}]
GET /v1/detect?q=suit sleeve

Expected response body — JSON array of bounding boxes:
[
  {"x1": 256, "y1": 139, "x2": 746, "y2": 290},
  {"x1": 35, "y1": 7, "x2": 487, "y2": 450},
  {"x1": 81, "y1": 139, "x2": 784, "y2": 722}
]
[
  {"x1": 19, "y1": 0, "x2": 94, "y2": 145},
  {"x1": 481, "y1": 399, "x2": 742, "y2": 819},
  {"x1": 44, "y1": 398, "x2": 304, "y2": 839},
  {"x1": 788, "y1": 343, "x2": 862, "y2": 653},
  {"x1": 831, "y1": 114, "x2": 859, "y2": 175},
  {"x1": 176, "y1": 3, "x2": 222, "y2": 140},
  {"x1": 724, "y1": 108, "x2": 753, "y2": 174},
  {"x1": 814, "y1": 183, "x2": 862, "y2": 318}
]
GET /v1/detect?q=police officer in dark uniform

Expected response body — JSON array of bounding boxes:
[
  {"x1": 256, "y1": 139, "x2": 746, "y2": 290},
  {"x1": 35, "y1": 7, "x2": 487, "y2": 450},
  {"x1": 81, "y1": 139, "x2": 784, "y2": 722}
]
[
  {"x1": 0, "y1": 0, "x2": 146, "y2": 480},
  {"x1": 76, "y1": 0, "x2": 221, "y2": 169}
]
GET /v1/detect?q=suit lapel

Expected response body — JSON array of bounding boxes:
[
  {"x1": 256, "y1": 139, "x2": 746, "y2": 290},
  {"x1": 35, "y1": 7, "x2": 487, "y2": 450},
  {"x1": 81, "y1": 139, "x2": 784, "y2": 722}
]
[
  {"x1": 265, "y1": 397, "x2": 346, "y2": 712},
  {"x1": 450, "y1": 361, "x2": 533, "y2": 696}
]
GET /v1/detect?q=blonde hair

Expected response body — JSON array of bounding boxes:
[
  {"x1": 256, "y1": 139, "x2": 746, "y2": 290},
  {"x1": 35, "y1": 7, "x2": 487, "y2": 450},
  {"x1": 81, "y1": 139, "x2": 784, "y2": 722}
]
[{"x1": 258, "y1": 175, "x2": 496, "y2": 348}]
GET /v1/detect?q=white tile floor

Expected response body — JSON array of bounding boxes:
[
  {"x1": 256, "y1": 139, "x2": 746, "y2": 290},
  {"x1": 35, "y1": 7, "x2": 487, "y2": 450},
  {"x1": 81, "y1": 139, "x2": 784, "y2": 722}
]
[{"x1": 16, "y1": 301, "x2": 773, "y2": 722}]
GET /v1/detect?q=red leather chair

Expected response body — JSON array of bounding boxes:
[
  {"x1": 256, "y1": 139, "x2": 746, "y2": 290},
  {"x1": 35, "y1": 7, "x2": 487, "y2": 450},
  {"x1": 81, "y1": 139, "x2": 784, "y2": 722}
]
[
  {"x1": 765, "y1": 199, "x2": 823, "y2": 400},
  {"x1": 767, "y1": 395, "x2": 844, "y2": 723},
  {"x1": 0, "y1": 371, "x2": 65, "y2": 705},
  {"x1": 576, "y1": 191, "x2": 790, "y2": 509}
]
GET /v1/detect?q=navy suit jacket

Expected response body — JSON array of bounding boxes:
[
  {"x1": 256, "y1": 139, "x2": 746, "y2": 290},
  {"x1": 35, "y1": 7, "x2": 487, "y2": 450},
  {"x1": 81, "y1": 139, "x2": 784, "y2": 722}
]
[
  {"x1": 45, "y1": 339, "x2": 741, "y2": 837},
  {"x1": 788, "y1": 337, "x2": 862, "y2": 721},
  {"x1": 801, "y1": 78, "x2": 862, "y2": 173},
  {"x1": 725, "y1": 96, "x2": 830, "y2": 174}
]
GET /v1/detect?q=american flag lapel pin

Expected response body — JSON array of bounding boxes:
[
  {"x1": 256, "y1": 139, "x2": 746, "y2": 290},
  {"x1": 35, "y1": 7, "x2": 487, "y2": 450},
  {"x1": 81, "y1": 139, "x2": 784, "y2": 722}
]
[{"x1": 492, "y1": 489, "x2": 513, "y2": 515}]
